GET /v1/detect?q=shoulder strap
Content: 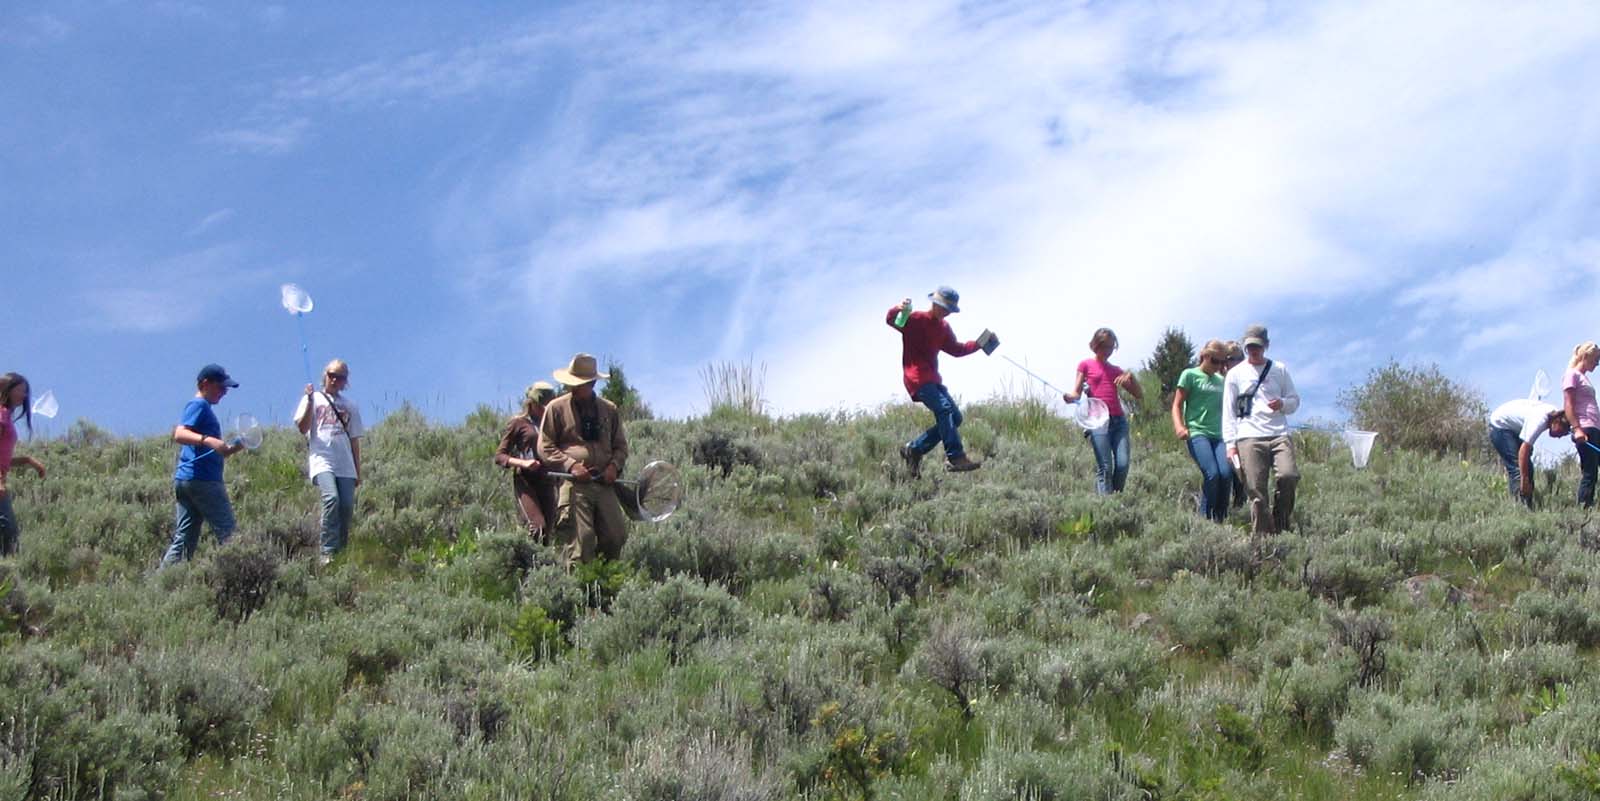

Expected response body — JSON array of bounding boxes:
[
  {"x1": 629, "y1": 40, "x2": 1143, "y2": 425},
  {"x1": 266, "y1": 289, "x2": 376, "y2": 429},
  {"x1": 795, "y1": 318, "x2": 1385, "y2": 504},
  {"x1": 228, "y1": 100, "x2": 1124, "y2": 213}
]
[
  {"x1": 317, "y1": 391, "x2": 352, "y2": 437},
  {"x1": 1240, "y1": 360, "x2": 1273, "y2": 399}
]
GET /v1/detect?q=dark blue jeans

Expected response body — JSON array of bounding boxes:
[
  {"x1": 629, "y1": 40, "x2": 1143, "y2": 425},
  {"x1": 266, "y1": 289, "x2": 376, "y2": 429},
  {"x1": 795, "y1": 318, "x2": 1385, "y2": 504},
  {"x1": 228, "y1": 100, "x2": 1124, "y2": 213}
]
[
  {"x1": 1489, "y1": 426, "x2": 1530, "y2": 508},
  {"x1": 1087, "y1": 415, "x2": 1130, "y2": 494},
  {"x1": 0, "y1": 493, "x2": 18, "y2": 556},
  {"x1": 1579, "y1": 427, "x2": 1600, "y2": 508},
  {"x1": 909, "y1": 383, "x2": 965, "y2": 459},
  {"x1": 1185, "y1": 435, "x2": 1233, "y2": 521}
]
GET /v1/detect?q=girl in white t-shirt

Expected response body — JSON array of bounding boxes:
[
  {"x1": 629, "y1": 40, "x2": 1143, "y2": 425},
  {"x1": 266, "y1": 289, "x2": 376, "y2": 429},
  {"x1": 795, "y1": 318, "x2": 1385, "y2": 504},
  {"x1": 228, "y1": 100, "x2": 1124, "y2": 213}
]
[{"x1": 294, "y1": 359, "x2": 365, "y2": 561}]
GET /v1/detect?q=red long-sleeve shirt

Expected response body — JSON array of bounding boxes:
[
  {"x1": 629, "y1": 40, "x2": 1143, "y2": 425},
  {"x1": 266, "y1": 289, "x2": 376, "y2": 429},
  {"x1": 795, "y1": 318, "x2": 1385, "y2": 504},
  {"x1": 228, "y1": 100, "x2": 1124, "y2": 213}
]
[{"x1": 887, "y1": 306, "x2": 979, "y2": 397}]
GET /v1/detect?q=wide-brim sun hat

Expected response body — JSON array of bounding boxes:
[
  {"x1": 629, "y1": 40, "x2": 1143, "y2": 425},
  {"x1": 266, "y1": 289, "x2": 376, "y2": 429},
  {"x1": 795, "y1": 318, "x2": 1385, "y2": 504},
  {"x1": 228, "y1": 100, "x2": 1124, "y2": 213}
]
[
  {"x1": 929, "y1": 285, "x2": 960, "y2": 313},
  {"x1": 553, "y1": 353, "x2": 609, "y2": 387}
]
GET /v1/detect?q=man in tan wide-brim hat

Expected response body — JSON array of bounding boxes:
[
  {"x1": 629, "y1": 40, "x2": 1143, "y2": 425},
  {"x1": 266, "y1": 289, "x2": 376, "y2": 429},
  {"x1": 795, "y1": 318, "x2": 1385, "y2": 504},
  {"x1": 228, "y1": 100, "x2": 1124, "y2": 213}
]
[{"x1": 537, "y1": 353, "x2": 629, "y2": 566}]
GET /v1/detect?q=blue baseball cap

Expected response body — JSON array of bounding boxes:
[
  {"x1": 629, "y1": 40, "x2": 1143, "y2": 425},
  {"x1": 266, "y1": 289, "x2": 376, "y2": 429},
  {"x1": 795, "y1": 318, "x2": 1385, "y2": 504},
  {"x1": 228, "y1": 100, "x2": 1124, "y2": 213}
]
[
  {"x1": 929, "y1": 285, "x2": 960, "y2": 313},
  {"x1": 197, "y1": 364, "x2": 240, "y2": 388}
]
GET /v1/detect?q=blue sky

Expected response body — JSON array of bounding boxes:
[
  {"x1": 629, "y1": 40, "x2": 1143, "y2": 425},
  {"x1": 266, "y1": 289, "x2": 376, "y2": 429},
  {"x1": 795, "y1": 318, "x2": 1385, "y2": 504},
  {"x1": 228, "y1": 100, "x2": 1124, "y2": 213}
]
[{"x1": 4, "y1": 1, "x2": 1599, "y2": 444}]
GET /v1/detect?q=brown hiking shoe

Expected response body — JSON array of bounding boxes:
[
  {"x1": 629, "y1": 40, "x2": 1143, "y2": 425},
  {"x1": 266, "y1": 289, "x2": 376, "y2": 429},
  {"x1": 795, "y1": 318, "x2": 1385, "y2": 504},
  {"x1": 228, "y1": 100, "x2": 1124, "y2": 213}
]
[
  {"x1": 944, "y1": 454, "x2": 981, "y2": 472},
  {"x1": 900, "y1": 444, "x2": 923, "y2": 477}
]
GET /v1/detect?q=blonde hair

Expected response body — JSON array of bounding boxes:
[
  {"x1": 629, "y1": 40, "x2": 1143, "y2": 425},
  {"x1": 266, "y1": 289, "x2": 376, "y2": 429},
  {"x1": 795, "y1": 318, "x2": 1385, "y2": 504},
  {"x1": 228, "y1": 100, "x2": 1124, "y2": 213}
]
[
  {"x1": 1089, "y1": 328, "x2": 1118, "y2": 352},
  {"x1": 1199, "y1": 339, "x2": 1229, "y2": 366},
  {"x1": 1223, "y1": 341, "x2": 1244, "y2": 362},
  {"x1": 1572, "y1": 342, "x2": 1600, "y2": 369},
  {"x1": 322, "y1": 358, "x2": 350, "y2": 391}
]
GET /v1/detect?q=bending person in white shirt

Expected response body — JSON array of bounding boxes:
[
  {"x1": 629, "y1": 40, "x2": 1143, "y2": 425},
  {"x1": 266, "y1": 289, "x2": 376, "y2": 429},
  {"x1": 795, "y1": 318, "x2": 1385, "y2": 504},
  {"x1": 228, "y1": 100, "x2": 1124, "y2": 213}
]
[
  {"x1": 1222, "y1": 325, "x2": 1300, "y2": 534},
  {"x1": 1487, "y1": 399, "x2": 1571, "y2": 508},
  {"x1": 294, "y1": 358, "x2": 365, "y2": 561}
]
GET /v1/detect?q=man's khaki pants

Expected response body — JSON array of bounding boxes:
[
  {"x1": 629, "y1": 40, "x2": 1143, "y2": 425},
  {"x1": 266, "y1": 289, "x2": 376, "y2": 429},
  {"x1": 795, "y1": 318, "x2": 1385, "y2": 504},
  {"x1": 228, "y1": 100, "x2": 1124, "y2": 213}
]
[
  {"x1": 554, "y1": 479, "x2": 628, "y2": 566},
  {"x1": 1236, "y1": 435, "x2": 1299, "y2": 534}
]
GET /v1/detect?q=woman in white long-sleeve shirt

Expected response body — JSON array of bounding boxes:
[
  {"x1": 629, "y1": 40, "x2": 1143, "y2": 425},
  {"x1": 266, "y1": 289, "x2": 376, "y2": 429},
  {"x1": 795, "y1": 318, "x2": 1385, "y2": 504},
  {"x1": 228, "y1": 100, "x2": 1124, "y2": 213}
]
[{"x1": 1221, "y1": 324, "x2": 1300, "y2": 534}]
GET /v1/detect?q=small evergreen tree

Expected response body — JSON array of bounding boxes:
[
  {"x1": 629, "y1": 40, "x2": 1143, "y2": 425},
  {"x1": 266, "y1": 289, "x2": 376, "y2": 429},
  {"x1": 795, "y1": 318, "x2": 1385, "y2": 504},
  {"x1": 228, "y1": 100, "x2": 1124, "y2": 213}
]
[
  {"x1": 1144, "y1": 327, "x2": 1195, "y2": 406},
  {"x1": 601, "y1": 361, "x2": 654, "y2": 421}
]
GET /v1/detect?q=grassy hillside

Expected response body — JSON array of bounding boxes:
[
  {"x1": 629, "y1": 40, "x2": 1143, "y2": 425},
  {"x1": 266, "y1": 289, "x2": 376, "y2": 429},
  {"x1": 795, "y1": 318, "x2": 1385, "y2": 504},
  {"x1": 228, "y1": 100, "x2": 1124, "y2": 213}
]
[{"x1": 3, "y1": 398, "x2": 1600, "y2": 800}]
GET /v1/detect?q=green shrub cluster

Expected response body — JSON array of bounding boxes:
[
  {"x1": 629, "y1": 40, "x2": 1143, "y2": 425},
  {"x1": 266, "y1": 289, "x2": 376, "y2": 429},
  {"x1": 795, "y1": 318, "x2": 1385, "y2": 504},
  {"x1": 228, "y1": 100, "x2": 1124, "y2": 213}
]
[{"x1": 2, "y1": 392, "x2": 1600, "y2": 799}]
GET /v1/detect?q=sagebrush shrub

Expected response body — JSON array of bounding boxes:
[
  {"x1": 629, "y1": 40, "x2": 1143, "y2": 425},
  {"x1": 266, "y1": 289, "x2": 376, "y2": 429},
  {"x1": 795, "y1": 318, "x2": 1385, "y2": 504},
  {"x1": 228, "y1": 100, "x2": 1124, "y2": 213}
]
[
  {"x1": 205, "y1": 536, "x2": 282, "y2": 622},
  {"x1": 1159, "y1": 575, "x2": 1254, "y2": 657},
  {"x1": 575, "y1": 574, "x2": 747, "y2": 664},
  {"x1": 1335, "y1": 691, "x2": 1485, "y2": 783},
  {"x1": 134, "y1": 647, "x2": 269, "y2": 757},
  {"x1": 620, "y1": 730, "x2": 783, "y2": 801},
  {"x1": 691, "y1": 430, "x2": 761, "y2": 477},
  {"x1": 912, "y1": 620, "x2": 983, "y2": 718},
  {"x1": 1030, "y1": 624, "x2": 1161, "y2": 707}
]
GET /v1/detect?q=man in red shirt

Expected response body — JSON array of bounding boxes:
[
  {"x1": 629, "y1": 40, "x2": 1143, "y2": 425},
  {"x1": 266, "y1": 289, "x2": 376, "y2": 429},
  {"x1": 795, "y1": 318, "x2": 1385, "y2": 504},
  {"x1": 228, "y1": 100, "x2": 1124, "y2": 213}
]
[{"x1": 888, "y1": 286, "x2": 983, "y2": 475}]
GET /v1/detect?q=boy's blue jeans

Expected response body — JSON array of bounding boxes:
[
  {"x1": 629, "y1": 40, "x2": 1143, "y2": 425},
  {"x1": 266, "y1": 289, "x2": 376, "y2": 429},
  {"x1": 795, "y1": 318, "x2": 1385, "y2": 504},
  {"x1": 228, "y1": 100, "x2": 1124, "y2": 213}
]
[
  {"x1": 1489, "y1": 426, "x2": 1527, "y2": 506},
  {"x1": 909, "y1": 383, "x2": 965, "y2": 459},
  {"x1": 1087, "y1": 415, "x2": 1130, "y2": 494},
  {"x1": 163, "y1": 479, "x2": 236, "y2": 565}
]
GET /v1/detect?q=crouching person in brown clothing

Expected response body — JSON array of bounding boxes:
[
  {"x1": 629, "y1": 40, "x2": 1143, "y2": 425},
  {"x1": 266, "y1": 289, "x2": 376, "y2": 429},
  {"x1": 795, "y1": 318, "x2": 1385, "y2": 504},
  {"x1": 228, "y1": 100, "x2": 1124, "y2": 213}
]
[
  {"x1": 495, "y1": 382, "x2": 559, "y2": 544},
  {"x1": 538, "y1": 353, "x2": 629, "y2": 566}
]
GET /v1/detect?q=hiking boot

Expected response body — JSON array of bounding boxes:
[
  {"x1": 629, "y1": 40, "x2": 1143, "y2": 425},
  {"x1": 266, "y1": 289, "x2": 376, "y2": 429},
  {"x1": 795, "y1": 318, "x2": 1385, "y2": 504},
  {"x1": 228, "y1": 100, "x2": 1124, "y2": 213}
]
[
  {"x1": 900, "y1": 444, "x2": 924, "y2": 477},
  {"x1": 945, "y1": 454, "x2": 981, "y2": 472}
]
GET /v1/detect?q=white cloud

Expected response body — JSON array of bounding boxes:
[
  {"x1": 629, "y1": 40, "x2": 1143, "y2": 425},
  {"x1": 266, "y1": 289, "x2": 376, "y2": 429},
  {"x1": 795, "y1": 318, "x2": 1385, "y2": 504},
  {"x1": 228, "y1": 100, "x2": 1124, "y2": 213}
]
[
  {"x1": 411, "y1": 0, "x2": 1600, "y2": 418},
  {"x1": 1462, "y1": 323, "x2": 1520, "y2": 352}
]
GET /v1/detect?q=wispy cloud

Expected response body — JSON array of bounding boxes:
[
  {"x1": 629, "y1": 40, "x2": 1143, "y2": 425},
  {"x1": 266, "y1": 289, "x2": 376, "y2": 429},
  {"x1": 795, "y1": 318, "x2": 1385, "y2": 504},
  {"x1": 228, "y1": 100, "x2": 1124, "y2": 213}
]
[
  {"x1": 273, "y1": 31, "x2": 550, "y2": 108},
  {"x1": 185, "y1": 208, "x2": 236, "y2": 238},
  {"x1": 82, "y1": 244, "x2": 267, "y2": 333},
  {"x1": 0, "y1": 13, "x2": 70, "y2": 46},
  {"x1": 203, "y1": 117, "x2": 309, "y2": 155}
]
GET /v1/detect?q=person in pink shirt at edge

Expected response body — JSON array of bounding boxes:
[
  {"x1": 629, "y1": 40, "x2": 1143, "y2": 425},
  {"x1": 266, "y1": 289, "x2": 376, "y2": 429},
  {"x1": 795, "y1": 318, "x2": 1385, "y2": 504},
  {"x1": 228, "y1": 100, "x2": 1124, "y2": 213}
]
[
  {"x1": 888, "y1": 286, "x2": 985, "y2": 476},
  {"x1": 1062, "y1": 328, "x2": 1144, "y2": 494},
  {"x1": 1563, "y1": 341, "x2": 1600, "y2": 507},
  {"x1": 1, "y1": 373, "x2": 48, "y2": 557}
]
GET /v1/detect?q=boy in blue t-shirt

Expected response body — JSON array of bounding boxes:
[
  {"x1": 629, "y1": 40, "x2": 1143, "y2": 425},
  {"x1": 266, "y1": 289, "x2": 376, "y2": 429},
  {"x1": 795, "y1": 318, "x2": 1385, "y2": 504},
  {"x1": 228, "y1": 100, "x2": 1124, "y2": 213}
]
[{"x1": 161, "y1": 364, "x2": 245, "y2": 566}]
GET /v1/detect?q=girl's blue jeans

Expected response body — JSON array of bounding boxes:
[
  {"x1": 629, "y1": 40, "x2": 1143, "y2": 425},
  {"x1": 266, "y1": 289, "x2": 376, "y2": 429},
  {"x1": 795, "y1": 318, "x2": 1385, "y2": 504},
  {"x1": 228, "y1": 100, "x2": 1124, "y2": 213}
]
[
  {"x1": 1185, "y1": 434, "x2": 1233, "y2": 521},
  {"x1": 1087, "y1": 415, "x2": 1130, "y2": 494}
]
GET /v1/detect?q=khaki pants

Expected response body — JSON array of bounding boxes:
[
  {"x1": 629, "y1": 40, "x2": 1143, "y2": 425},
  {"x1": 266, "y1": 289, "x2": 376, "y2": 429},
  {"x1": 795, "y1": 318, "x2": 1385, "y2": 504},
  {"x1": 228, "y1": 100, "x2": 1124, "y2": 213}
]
[
  {"x1": 1236, "y1": 435, "x2": 1299, "y2": 534},
  {"x1": 554, "y1": 480, "x2": 628, "y2": 566}
]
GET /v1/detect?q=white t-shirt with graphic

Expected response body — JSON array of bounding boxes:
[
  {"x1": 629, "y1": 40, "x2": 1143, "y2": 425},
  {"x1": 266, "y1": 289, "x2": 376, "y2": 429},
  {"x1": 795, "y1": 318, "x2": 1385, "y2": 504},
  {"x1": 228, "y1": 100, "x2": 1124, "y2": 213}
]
[{"x1": 294, "y1": 392, "x2": 364, "y2": 479}]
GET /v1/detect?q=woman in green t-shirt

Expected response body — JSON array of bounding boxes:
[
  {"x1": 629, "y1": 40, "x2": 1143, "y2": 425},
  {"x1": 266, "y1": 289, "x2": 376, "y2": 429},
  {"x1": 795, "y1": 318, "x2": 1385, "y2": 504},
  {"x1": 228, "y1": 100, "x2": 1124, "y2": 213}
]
[{"x1": 1171, "y1": 340, "x2": 1233, "y2": 522}]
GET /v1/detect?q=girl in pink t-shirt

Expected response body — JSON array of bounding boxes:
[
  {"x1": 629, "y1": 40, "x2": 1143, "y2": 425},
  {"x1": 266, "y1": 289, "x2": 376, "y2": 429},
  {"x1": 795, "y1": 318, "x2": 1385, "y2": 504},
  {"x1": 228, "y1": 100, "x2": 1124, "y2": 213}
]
[
  {"x1": 1, "y1": 372, "x2": 48, "y2": 556},
  {"x1": 1564, "y1": 342, "x2": 1600, "y2": 507},
  {"x1": 1063, "y1": 328, "x2": 1144, "y2": 494}
]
